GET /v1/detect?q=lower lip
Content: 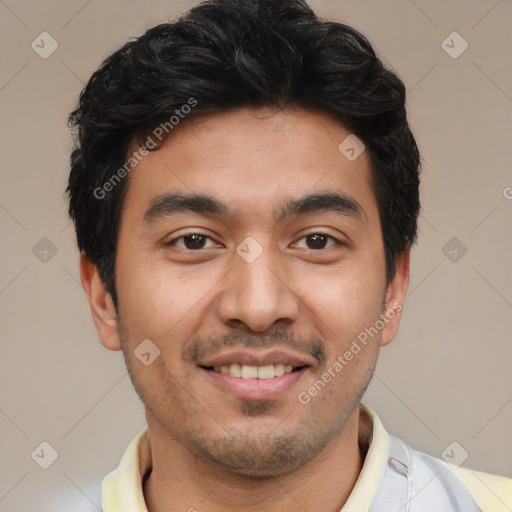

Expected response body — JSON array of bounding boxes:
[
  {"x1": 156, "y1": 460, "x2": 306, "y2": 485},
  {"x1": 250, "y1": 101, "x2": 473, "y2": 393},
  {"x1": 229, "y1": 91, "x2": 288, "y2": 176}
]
[{"x1": 202, "y1": 367, "x2": 308, "y2": 401}]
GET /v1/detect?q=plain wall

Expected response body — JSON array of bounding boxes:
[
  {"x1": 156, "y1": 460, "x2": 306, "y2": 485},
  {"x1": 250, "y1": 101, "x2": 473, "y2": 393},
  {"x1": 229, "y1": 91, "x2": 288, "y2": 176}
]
[{"x1": 0, "y1": 0, "x2": 511, "y2": 510}]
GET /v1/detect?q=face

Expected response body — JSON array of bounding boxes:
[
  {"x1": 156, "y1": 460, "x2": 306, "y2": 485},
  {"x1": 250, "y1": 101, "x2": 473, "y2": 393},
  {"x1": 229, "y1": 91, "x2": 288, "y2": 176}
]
[{"x1": 84, "y1": 106, "x2": 409, "y2": 477}]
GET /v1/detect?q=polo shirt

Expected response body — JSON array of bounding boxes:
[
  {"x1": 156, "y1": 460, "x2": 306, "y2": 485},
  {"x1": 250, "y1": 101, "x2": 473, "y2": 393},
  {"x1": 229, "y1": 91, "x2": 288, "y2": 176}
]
[{"x1": 101, "y1": 404, "x2": 512, "y2": 511}]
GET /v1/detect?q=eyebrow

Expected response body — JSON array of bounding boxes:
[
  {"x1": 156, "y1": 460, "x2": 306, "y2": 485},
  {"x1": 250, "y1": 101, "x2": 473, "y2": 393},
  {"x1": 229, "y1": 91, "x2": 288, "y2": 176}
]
[{"x1": 143, "y1": 190, "x2": 366, "y2": 224}]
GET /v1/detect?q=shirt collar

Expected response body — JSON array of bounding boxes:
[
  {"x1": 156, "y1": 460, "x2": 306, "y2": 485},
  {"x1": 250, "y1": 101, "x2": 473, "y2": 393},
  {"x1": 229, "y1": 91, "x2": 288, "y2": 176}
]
[{"x1": 102, "y1": 403, "x2": 389, "y2": 512}]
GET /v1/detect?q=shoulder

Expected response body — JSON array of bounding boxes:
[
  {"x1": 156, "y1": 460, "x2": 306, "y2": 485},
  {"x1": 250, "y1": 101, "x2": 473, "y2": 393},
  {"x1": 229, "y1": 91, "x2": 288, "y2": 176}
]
[
  {"x1": 452, "y1": 466, "x2": 512, "y2": 512},
  {"x1": 361, "y1": 406, "x2": 511, "y2": 512},
  {"x1": 383, "y1": 434, "x2": 511, "y2": 512}
]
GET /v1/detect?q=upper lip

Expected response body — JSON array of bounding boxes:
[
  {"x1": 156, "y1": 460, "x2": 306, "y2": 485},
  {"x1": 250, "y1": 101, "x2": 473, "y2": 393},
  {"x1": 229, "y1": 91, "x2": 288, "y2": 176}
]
[{"x1": 197, "y1": 348, "x2": 316, "y2": 368}]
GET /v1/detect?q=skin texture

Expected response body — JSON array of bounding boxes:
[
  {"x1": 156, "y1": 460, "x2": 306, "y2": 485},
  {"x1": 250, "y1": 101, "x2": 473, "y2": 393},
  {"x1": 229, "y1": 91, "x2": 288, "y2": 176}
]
[{"x1": 80, "y1": 106, "x2": 410, "y2": 511}]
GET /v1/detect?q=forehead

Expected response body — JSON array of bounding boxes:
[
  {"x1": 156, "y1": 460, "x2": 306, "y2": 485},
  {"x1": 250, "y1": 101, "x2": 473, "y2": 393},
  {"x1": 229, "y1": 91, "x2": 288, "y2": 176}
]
[{"x1": 119, "y1": 106, "x2": 378, "y2": 227}]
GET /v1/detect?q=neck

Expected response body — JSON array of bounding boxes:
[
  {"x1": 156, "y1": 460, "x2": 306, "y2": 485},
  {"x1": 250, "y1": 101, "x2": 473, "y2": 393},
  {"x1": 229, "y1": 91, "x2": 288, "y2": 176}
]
[{"x1": 143, "y1": 406, "x2": 369, "y2": 512}]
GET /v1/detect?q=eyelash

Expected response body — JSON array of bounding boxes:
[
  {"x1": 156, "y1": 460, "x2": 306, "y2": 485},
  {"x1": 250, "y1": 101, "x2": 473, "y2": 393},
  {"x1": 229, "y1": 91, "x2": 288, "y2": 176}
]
[{"x1": 165, "y1": 231, "x2": 343, "y2": 251}]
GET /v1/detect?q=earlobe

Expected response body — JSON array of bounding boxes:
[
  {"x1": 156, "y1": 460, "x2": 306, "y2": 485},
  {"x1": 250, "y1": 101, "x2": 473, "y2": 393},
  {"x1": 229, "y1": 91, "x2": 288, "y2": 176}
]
[
  {"x1": 79, "y1": 252, "x2": 122, "y2": 351},
  {"x1": 379, "y1": 247, "x2": 411, "y2": 347}
]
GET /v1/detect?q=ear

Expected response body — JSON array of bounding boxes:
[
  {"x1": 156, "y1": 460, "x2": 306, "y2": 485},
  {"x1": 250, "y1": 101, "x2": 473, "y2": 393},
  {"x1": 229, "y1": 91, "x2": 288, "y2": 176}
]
[
  {"x1": 79, "y1": 252, "x2": 122, "y2": 351},
  {"x1": 379, "y1": 246, "x2": 411, "y2": 347}
]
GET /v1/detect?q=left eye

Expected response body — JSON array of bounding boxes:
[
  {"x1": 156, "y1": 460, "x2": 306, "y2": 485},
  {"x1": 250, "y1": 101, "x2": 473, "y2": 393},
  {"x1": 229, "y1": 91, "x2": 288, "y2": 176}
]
[{"x1": 294, "y1": 233, "x2": 340, "y2": 250}]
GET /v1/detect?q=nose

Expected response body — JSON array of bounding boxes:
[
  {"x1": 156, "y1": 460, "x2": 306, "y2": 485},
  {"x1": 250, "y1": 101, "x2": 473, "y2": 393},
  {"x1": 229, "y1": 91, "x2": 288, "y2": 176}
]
[{"x1": 216, "y1": 244, "x2": 300, "y2": 333}]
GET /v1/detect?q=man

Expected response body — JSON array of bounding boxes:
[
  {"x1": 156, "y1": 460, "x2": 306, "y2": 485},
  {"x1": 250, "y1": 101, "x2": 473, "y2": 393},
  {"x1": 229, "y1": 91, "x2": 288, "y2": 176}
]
[{"x1": 66, "y1": 0, "x2": 511, "y2": 510}]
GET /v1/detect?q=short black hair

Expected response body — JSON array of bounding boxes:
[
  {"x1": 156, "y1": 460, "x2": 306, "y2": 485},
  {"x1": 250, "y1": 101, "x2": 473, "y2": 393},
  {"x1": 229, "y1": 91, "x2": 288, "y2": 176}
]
[{"x1": 66, "y1": 0, "x2": 421, "y2": 309}]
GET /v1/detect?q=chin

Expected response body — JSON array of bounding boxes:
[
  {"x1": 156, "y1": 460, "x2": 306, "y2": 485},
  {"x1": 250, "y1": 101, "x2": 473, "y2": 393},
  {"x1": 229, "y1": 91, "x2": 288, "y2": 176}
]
[{"x1": 190, "y1": 429, "x2": 326, "y2": 480}]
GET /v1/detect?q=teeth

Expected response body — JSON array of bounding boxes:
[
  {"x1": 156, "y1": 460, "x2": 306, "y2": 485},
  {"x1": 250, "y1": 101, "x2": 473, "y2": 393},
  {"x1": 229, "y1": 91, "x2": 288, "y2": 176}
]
[
  {"x1": 257, "y1": 365, "x2": 274, "y2": 379},
  {"x1": 274, "y1": 363, "x2": 285, "y2": 376},
  {"x1": 241, "y1": 365, "x2": 258, "y2": 379},
  {"x1": 229, "y1": 363, "x2": 242, "y2": 377},
  {"x1": 211, "y1": 363, "x2": 299, "y2": 379}
]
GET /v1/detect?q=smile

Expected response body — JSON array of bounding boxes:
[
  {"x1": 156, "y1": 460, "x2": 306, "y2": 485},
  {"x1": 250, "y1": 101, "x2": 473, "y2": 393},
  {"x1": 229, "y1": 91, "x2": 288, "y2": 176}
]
[
  {"x1": 200, "y1": 365, "x2": 310, "y2": 401},
  {"x1": 205, "y1": 363, "x2": 307, "y2": 379}
]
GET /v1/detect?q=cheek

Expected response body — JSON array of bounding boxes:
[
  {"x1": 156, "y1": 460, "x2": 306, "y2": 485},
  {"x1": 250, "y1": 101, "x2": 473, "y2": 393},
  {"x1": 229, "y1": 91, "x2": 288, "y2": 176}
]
[
  {"x1": 115, "y1": 257, "x2": 212, "y2": 340},
  {"x1": 298, "y1": 260, "x2": 385, "y2": 342}
]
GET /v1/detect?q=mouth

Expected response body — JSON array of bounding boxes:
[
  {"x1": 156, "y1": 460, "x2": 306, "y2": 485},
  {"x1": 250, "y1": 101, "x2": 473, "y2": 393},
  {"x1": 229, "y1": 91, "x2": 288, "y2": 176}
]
[
  {"x1": 197, "y1": 350, "x2": 314, "y2": 401},
  {"x1": 200, "y1": 363, "x2": 309, "y2": 379}
]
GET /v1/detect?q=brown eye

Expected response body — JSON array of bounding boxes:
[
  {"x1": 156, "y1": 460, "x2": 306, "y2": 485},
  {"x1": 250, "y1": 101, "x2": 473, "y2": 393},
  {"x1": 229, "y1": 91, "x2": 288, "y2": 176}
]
[
  {"x1": 306, "y1": 234, "x2": 329, "y2": 249},
  {"x1": 182, "y1": 234, "x2": 207, "y2": 249},
  {"x1": 166, "y1": 232, "x2": 216, "y2": 250},
  {"x1": 296, "y1": 233, "x2": 340, "y2": 250}
]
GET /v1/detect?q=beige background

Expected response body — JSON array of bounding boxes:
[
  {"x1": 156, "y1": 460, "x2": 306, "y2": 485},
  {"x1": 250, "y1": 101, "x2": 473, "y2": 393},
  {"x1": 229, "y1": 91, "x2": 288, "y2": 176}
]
[{"x1": 1, "y1": 0, "x2": 511, "y2": 510}]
